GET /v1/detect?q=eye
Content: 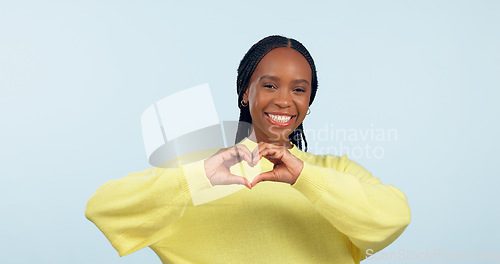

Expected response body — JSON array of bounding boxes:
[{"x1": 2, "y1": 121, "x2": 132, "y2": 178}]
[
  {"x1": 294, "y1": 87, "x2": 306, "y2": 93},
  {"x1": 263, "y1": 84, "x2": 277, "y2": 89}
]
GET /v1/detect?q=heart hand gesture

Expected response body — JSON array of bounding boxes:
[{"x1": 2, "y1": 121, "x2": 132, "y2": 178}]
[
  {"x1": 204, "y1": 144, "x2": 255, "y2": 189},
  {"x1": 204, "y1": 142, "x2": 303, "y2": 189},
  {"x1": 250, "y1": 142, "x2": 304, "y2": 188}
]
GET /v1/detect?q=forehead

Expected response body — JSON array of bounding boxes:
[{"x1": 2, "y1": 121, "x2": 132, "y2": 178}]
[{"x1": 252, "y1": 47, "x2": 312, "y2": 81}]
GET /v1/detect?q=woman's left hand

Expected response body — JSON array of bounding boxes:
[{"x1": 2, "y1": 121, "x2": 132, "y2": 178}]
[{"x1": 250, "y1": 142, "x2": 304, "y2": 188}]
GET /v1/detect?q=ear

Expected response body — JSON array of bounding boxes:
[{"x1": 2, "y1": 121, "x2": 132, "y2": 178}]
[{"x1": 242, "y1": 87, "x2": 249, "y2": 101}]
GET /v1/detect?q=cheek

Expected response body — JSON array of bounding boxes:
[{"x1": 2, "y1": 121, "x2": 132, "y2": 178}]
[
  {"x1": 297, "y1": 99, "x2": 310, "y2": 121},
  {"x1": 299, "y1": 98, "x2": 310, "y2": 113},
  {"x1": 249, "y1": 100, "x2": 263, "y2": 122},
  {"x1": 250, "y1": 93, "x2": 267, "y2": 111}
]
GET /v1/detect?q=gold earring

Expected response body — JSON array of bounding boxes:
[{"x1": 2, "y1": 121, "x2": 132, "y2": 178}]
[
  {"x1": 306, "y1": 108, "x2": 311, "y2": 115},
  {"x1": 241, "y1": 99, "x2": 248, "y2": 107}
]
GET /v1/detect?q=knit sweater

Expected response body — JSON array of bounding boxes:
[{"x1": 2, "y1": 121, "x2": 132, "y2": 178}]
[{"x1": 85, "y1": 137, "x2": 411, "y2": 263}]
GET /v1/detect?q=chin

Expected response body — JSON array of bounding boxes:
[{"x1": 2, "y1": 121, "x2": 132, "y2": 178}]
[
  {"x1": 267, "y1": 127, "x2": 296, "y2": 139},
  {"x1": 265, "y1": 131, "x2": 292, "y2": 142}
]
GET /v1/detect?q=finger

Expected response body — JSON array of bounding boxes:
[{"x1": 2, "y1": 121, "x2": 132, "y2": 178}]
[
  {"x1": 257, "y1": 141, "x2": 281, "y2": 152},
  {"x1": 221, "y1": 148, "x2": 239, "y2": 164},
  {"x1": 223, "y1": 147, "x2": 252, "y2": 166},
  {"x1": 252, "y1": 142, "x2": 286, "y2": 165},
  {"x1": 260, "y1": 142, "x2": 283, "y2": 155},
  {"x1": 251, "y1": 171, "x2": 276, "y2": 187},
  {"x1": 223, "y1": 174, "x2": 252, "y2": 189},
  {"x1": 259, "y1": 148, "x2": 285, "y2": 164},
  {"x1": 224, "y1": 146, "x2": 251, "y2": 164},
  {"x1": 234, "y1": 144, "x2": 254, "y2": 167},
  {"x1": 252, "y1": 146, "x2": 261, "y2": 165}
]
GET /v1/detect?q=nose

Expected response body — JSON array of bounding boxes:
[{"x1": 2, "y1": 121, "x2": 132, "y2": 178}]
[{"x1": 273, "y1": 88, "x2": 292, "y2": 108}]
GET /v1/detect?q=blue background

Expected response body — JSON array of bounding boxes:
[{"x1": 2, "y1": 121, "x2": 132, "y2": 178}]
[{"x1": 1, "y1": 0, "x2": 499, "y2": 263}]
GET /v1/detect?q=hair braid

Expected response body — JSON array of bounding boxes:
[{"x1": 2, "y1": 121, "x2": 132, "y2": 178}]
[{"x1": 235, "y1": 35, "x2": 318, "y2": 152}]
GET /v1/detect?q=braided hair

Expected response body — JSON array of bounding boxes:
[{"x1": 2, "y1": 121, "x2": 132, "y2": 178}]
[{"x1": 235, "y1": 35, "x2": 318, "y2": 152}]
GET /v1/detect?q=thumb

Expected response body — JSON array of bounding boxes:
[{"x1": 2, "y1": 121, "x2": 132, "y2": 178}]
[
  {"x1": 251, "y1": 171, "x2": 276, "y2": 188},
  {"x1": 223, "y1": 174, "x2": 252, "y2": 189}
]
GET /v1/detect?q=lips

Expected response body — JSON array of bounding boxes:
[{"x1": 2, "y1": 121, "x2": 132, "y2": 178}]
[{"x1": 265, "y1": 112, "x2": 296, "y2": 126}]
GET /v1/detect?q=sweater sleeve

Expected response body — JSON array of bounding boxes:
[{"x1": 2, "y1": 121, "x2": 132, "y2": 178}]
[
  {"x1": 291, "y1": 154, "x2": 411, "y2": 261},
  {"x1": 85, "y1": 159, "x2": 212, "y2": 257}
]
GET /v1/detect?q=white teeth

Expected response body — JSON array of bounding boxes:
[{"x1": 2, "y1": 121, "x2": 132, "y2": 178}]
[{"x1": 268, "y1": 114, "x2": 292, "y2": 123}]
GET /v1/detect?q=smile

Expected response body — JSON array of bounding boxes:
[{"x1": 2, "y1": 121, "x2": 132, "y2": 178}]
[{"x1": 265, "y1": 113, "x2": 295, "y2": 126}]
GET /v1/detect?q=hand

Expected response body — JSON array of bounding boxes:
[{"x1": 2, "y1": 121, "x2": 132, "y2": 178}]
[
  {"x1": 204, "y1": 144, "x2": 255, "y2": 188},
  {"x1": 250, "y1": 142, "x2": 304, "y2": 188}
]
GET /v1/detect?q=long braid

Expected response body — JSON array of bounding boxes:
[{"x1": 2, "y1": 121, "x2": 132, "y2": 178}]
[
  {"x1": 289, "y1": 123, "x2": 309, "y2": 152},
  {"x1": 235, "y1": 105, "x2": 252, "y2": 145},
  {"x1": 235, "y1": 35, "x2": 318, "y2": 152}
]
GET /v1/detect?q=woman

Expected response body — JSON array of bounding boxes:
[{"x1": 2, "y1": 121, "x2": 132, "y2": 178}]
[{"x1": 86, "y1": 35, "x2": 411, "y2": 263}]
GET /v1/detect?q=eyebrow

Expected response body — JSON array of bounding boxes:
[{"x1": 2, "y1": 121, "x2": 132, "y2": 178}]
[
  {"x1": 259, "y1": 75, "x2": 310, "y2": 86},
  {"x1": 259, "y1": 75, "x2": 279, "y2": 82}
]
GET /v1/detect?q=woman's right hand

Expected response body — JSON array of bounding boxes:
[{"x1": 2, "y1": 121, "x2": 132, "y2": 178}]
[{"x1": 204, "y1": 144, "x2": 256, "y2": 189}]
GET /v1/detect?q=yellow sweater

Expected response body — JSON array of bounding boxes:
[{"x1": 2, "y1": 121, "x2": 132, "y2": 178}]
[{"x1": 85, "y1": 137, "x2": 411, "y2": 263}]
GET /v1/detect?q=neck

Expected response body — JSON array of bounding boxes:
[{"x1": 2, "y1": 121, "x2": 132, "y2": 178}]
[{"x1": 248, "y1": 128, "x2": 293, "y2": 149}]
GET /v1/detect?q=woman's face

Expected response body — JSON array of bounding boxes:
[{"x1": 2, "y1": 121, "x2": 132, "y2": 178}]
[{"x1": 243, "y1": 47, "x2": 312, "y2": 147}]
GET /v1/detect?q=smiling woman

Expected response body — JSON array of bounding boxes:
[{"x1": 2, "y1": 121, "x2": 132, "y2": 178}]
[
  {"x1": 235, "y1": 36, "x2": 318, "y2": 152},
  {"x1": 243, "y1": 47, "x2": 311, "y2": 149},
  {"x1": 85, "y1": 35, "x2": 411, "y2": 264}
]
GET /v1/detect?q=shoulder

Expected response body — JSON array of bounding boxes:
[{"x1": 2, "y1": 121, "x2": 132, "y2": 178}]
[
  {"x1": 295, "y1": 150, "x2": 377, "y2": 183},
  {"x1": 296, "y1": 151, "x2": 339, "y2": 167},
  {"x1": 293, "y1": 149, "x2": 342, "y2": 169}
]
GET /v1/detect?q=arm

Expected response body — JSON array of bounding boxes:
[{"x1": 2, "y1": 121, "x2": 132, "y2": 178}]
[
  {"x1": 85, "y1": 160, "x2": 211, "y2": 257},
  {"x1": 291, "y1": 154, "x2": 411, "y2": 260},
  {"x1": 85, "y1": 143, "x2": 254, "y2": 257}
]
